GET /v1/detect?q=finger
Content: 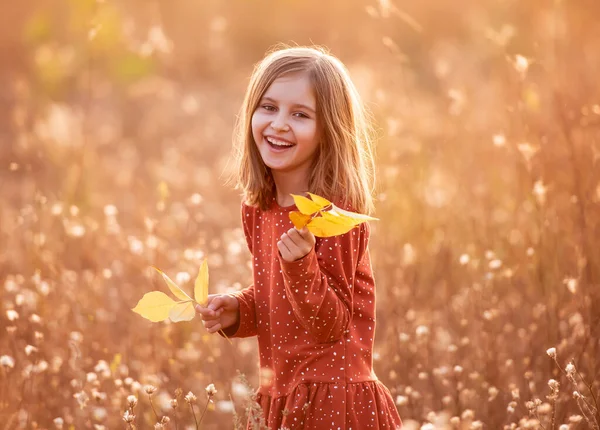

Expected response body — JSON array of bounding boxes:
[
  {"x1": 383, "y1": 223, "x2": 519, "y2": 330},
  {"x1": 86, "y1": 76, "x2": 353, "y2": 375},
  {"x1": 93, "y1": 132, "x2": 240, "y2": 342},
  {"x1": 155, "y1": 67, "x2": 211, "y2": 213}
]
[
  {"x1": 282, "y1": 235, "x2": 304, "y2": 259},
  {"x1": 277, "y1": 240, "x2": 293, "y2": 262},
  {"x1": 286, "y1": 228, "x2": 304, "y2": 247},
  {"x1": 286, "y1": 230, "x2": 313, "y2": 257},
  {"x1": 207, "y1": 296, "x2": 225, "y2": 312},
  {"x1": 205, "y1": 322, "x2": 222, "y2": 334},
  {"x1": 195, "y1": 304, "x2": 217, "y2": 318}
]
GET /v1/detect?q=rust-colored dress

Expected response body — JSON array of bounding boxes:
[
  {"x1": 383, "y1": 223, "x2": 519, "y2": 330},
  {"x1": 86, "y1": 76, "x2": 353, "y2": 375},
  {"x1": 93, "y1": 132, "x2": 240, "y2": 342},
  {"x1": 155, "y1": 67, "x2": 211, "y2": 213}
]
[{"x1": 222, "y1": 200, "x2": 402, "y2": 430}]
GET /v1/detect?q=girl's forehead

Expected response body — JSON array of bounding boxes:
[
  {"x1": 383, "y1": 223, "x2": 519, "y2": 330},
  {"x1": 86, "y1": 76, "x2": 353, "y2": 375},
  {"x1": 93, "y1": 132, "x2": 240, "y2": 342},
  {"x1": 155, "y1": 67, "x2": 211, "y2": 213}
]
[{"x1": 262, "y1": 72, "x2": 316, "y2": 104}]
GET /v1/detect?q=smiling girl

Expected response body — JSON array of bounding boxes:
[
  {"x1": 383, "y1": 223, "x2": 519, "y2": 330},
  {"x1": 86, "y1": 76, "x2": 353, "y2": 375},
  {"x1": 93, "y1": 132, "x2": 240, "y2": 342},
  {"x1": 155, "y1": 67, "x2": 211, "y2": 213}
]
[{"x1": 196, "y1": 46, "x2": 403, "y2": 429}]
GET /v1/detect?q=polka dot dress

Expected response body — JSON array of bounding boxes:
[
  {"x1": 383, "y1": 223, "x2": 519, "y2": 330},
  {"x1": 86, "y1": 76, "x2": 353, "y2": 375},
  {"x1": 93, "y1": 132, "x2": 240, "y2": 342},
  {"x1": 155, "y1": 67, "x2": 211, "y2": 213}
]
[{"x1": 221, "y1": 200, "x2": 403, "y2": 429}]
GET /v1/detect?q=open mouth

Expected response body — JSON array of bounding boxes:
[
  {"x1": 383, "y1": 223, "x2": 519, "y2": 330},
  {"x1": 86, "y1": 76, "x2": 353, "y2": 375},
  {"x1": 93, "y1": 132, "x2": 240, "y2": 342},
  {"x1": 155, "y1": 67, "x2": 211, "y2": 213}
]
[{"x1": 265, "y1": 136, "x2": 295, "y2": 150}]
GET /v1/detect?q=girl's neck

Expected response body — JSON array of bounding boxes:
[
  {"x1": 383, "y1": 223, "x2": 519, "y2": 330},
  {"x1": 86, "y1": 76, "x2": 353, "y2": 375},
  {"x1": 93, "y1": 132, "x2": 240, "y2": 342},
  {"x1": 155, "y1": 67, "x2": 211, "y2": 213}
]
[{"x1": 272, "y1": 170, "x2": 309, "y2": 207}]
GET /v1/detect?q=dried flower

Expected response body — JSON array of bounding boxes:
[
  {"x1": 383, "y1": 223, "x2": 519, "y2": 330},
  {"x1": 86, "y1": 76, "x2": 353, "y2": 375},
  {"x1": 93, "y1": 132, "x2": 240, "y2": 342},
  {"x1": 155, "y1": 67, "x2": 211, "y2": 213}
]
[
  {"x1": 24, "y1": 345, "x2": 37, "y2": 356},
  {"x1": 53, "y1": 417, "x2": 64, "y2": 429},
  {"x1": 546, "y1": 348, "x2": 557, "y2": 359},
  {"x1": 415, "y1": 325, "x2": 429, "y2": 338},
  {"x1": 170, "y1": 398, "x2": 178, "y2": 409},
  {"x1": 123, "y1": 410, "x2": 135, "y2": 423},
  {"x1": 548, "y1": 379, "x2": 559, "y2": 391},
  {"x1": 461, "y1": 409, "x2": 474, "y2": 420},
  {"x1": 564, "y1": 278, "x2": 578, "y2": 294},
  {"x1": 73, "y1": 391, "x2": 89, "y2": 409},
  {"x1": 127, "y1": 395, "x2": 138, "y2": 408},
  {"x1": 514, "y1": 55, "x2": 529, "y2": 74},
  {"x1": 205, "y1": 383, "x2": 217, "y2": 397},
  {"x1": 145, "y1": 385, "x2": 157, "y2": 395},
  {"x1": 488, "y1": 386, "x2": 499, "y2": 401},
  {"x1": 6, "y1": 310, "x2": 19, "y2": 321},
  {"x1": 0, "y1": 355, "x2": 15, "y2": 369},
  {"x1": 395, "y1": 395, "x2": 408, "y2": 406},
  {"x1": 92, "y1": 390, "x2": 107, "y2": 402},
  {"x1": 184, "y1": 391, "x2": 197, "y2": 404},
  {"x1": 507, "y1": 401, "x2": 517, "y2": 413}
]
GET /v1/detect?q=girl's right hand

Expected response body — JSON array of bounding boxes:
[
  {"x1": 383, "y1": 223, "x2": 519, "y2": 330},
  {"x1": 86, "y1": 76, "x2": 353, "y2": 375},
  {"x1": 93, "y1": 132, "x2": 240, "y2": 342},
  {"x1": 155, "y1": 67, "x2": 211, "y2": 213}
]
[{"x1": 195, "y1": 294, "x2": 239, "y2": 334}]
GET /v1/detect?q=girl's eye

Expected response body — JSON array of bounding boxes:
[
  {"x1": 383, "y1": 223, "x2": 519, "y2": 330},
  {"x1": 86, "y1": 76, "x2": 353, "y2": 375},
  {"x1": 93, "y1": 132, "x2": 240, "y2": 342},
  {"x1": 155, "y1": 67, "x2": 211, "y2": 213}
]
[
  {"x1": 293, "y1": 112, "x2": 309, "y2": 119},
  {"x1": 262, "y1": 105, "x2": 276, "y2": 111}
]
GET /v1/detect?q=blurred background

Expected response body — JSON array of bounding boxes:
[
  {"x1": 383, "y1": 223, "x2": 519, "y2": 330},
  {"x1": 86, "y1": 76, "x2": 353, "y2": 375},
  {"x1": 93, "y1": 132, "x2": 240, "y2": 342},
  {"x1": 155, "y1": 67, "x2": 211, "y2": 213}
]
[{"x1": 1, "y1": 0, "x2": 599, "y2": 428}]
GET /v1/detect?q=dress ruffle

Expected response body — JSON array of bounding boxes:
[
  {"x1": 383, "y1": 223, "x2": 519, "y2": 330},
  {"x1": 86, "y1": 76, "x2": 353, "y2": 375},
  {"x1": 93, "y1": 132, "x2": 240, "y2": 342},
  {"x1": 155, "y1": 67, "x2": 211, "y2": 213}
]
[{"x1": 249, "y1": 380, "x2": 402, "y2": 430}]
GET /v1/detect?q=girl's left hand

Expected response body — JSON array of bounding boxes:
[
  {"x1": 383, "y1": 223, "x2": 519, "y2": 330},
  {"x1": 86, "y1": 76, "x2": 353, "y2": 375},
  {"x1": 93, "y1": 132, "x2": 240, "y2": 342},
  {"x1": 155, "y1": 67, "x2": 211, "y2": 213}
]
[{"x1": 278, "y1": 227, "x2": 316, "y2": 262}]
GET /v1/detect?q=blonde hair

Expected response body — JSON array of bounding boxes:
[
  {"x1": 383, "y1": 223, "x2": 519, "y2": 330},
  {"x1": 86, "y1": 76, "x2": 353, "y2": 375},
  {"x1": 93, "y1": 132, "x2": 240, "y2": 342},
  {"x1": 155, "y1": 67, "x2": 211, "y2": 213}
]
[{"x1": 229, "y1": 45, "x2": 376, "y2": 214}]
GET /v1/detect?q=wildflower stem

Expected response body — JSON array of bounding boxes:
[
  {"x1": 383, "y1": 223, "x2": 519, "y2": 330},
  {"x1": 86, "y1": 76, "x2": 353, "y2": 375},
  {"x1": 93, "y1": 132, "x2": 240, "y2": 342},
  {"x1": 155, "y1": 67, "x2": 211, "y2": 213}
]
[
  {"x1": 149, "y1": 395, "x2": 160, "y2": 420},
  {"x1": 576, "y1": 369, "x2": 600, "y2": 416},
  {"x1": 189, "y1": 402, "x2": 199, "y2": 430},
  {"x1": 198, "y1": 397, "x2": 210, "y2": 427},
  {"x1": 550, "y1": 398, "x2": 556, "y2": 430}
]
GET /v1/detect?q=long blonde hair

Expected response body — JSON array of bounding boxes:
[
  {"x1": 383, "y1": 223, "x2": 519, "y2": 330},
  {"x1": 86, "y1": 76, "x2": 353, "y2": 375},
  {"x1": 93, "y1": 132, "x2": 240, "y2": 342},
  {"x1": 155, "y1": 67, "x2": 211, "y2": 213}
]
[{"x1": 229, "y1": 45, "x2": 376, "y2": 215}]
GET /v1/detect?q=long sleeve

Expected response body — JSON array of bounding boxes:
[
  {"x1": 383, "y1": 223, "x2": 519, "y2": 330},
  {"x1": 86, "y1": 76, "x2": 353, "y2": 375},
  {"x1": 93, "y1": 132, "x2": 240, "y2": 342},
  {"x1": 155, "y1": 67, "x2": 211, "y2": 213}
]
[
  {"x1": 220, "y1": 204, "x2": 258, "y2": 338},
  {"x1": 278, "y1": 222, "x2": 370, "y2": 344}
]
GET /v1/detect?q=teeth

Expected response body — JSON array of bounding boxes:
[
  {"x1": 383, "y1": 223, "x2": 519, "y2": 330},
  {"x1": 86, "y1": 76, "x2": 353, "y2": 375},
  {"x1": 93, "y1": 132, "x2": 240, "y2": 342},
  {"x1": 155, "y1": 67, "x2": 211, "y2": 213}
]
[{"x1": 266, "y1": 137, "x2": 294, "y2": 147}]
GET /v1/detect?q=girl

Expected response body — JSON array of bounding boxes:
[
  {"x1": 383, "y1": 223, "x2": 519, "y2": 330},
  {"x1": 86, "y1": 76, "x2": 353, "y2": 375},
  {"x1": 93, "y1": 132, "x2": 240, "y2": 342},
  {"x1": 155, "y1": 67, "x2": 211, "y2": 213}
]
[{"x1": 196, "y1": 46, "x2": 402, "y2": 429}]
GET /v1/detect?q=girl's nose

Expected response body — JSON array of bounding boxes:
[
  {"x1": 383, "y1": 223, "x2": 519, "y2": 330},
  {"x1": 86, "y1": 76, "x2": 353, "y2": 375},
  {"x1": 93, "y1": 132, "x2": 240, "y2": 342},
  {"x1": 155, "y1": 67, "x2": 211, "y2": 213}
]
[{"x1": 271, "y1": 115, "x2": 290, "y2": 132}]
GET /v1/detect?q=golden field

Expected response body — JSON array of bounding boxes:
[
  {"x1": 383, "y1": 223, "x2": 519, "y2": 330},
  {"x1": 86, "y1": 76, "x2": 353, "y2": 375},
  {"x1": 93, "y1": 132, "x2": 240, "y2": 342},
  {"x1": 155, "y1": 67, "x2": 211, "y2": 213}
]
[{"x1": 0, "y1": 0, "x2": 599, "y2": 428}]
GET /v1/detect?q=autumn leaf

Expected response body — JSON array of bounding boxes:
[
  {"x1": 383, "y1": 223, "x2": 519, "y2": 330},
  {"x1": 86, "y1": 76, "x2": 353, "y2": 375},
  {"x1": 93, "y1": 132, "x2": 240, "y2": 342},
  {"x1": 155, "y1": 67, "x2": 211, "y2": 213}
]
[
  {"x1": 152, "y1": 267, "x2": 191, "y2": 301},
  {"x1": 306, "y1": 212, "x2": 357, "y2": 237},
  {"x1": 291, "y1": 194, "x2": 327, "y2": 215},
  {"x1": 195, "y1": 259, "x2": 209, "y2": 306},
  {"x1": 133, "y1": 264, "x2": 233, "y2": 342},
  {"x1": 169, "y1": 301, "x2": 196, "y2": 322},
  {"x1": 132, "y1": 291, "x2": 178, "y2": 322},
  {"x1": 306, "y1": 192, "x2": 331, "y2": 207},
  {"x1": 289, "y1": 211, "x2": 312, "y2": 229},
  {"x1": 288, "y1": 192, "x2": 378, "y2": 237}
]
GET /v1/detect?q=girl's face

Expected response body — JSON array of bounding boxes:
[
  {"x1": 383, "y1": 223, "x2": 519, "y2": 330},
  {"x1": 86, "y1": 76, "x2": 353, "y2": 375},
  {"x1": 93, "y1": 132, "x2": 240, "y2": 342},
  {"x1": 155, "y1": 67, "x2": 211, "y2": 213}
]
[{"x1": 251, "y1": 72, "x2": 319, "y2": 180}]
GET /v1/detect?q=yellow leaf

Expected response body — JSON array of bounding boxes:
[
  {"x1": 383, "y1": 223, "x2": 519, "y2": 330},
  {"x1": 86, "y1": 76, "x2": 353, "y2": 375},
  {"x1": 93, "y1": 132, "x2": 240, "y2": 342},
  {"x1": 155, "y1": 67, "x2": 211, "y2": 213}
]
[
  {"x1": 289, "y1": 192, "x2": 377, "y2": 238},
  {"x1": 132, "y1": 291, "x2": 177, "y2": 322},
  {"x1": 194, "y1": 260, "x2": 209, "y2": 306},
  {"x1": 307, "y1": 214, "x2": 357, "y2": 237},
  {"x1": 307, "y1": 192, "x2": 331, "y2": 207},
  {"x1": 289, "y1": 211, "x2": 312, "y2": 229},
  {"x1": 152, "y1": 267, "x2": 191, "y2": 301},
  {"x1": 291, "y1": 194, "x2": 325, "y2": 215},
  {"x1": 330, "y1": 205, "x2": 379, "y2": 222},
  {"x1": 169, "y1": 301, "x2": 196, "y2": 322}
]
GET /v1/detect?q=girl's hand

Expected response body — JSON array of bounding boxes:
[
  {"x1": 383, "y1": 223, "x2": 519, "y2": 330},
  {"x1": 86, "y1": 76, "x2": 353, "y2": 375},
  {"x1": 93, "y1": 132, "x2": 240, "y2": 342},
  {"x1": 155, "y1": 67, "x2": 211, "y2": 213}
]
[
  {"x1": 195, "y1": 294, "x2": 239, "y2": 334},
  {"x1": 277, "y1": 227, "x2": 316, "y2": 262}
]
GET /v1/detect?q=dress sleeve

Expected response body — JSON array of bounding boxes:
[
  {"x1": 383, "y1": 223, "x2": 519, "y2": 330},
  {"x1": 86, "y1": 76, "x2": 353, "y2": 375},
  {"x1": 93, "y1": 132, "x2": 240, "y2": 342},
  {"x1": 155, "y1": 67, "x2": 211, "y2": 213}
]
[
  {"x1": 278, "y1": 222, "x2": 370, "y2": 344},
  {"x1": 220, "y1": 204, "x2": 258, "y2": 338}
]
